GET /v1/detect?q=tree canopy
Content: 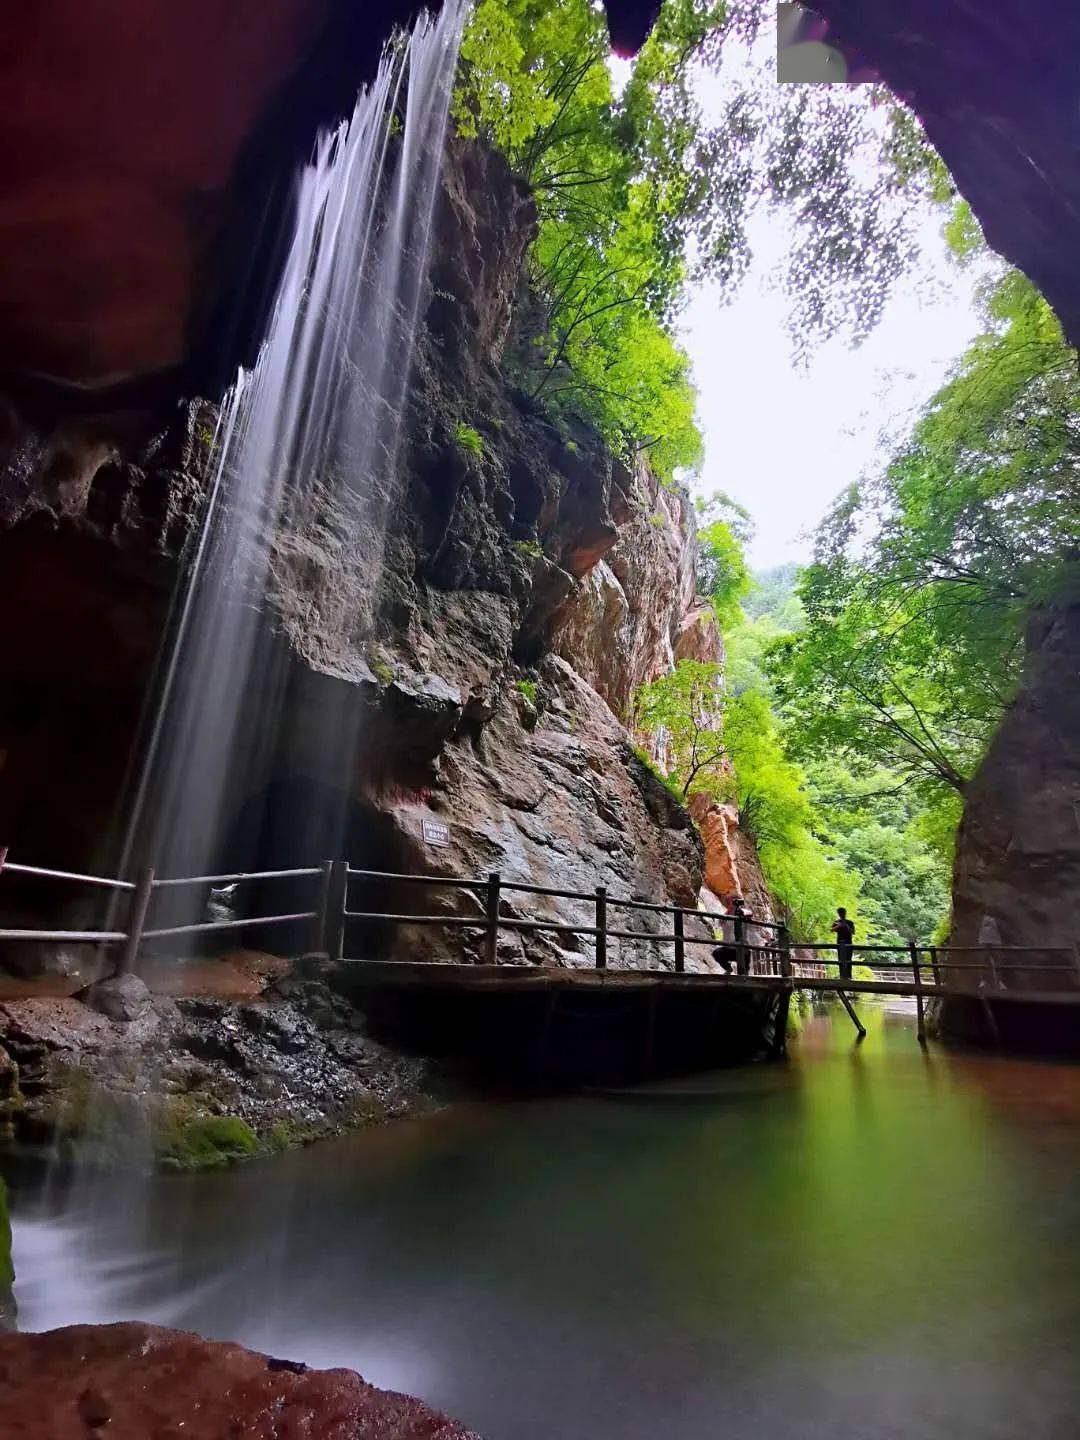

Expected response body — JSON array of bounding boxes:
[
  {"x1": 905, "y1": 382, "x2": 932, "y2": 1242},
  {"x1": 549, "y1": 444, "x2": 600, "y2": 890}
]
[
  {"x1": 695, "y1": 491, "x2": 752, "y2": 629},
  {"x1": 453, "y1": 0, "x2": 961, "y2": 478},
  {"x1": 455, "y1": 0, "x2": 725, "y2": 476},
  {"x1": 771, "y1": 271, "x2": 1080, "y2": 802},
  {"x1": 723, "y1": 689, "x2": 863, "y2": 941},
  {"x1": 716, "y1": 564, "x2": 954, "y2": 944},
  {"x1": 633, "y1": 660, "x2": 727, "y2": 799}
]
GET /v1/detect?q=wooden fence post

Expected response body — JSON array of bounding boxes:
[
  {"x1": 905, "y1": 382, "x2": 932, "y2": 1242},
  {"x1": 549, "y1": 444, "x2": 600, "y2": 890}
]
[
  {"x1": 313, "y1": 861, "x2": 334, "y2": 954},
  {"x1": 483, "y1": 872, "x2": 501, "y2": 966},
  {"x1": 673, "y1": 907, "x2": 685, "y2": 974},
  {"x1": 323, "y1": 860, "x2": 348, "y2": 962},
  {"x1": 120, "y1": 865, "x2": 155, "y2": 974},
  {"x1": 778, "y1": 923, "x2": 792, "y2": 982},
  {"x1": 909, "y1": 940, "x2": 926, "y2": 1045},
  {"x1": 928, "y1": 943, "x2": 942, "y2": 988},
  {"x1": 594, "y1": 885, "x2": 607, "y2": 969}
]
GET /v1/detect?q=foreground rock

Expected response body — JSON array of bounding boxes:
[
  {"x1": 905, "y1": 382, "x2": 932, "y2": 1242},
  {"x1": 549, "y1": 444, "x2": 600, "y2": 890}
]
[
  {"x1": 0, "y1": 1322, "x2": 480, "y2": 1439},
  {"x1": 0, "y1": 957, "x2": 438, "y2": 1167}
]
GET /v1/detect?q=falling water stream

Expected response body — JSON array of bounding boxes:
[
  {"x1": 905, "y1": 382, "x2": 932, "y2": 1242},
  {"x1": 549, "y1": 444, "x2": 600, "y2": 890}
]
[
  {"x1": 123, "y1": 1, "x2": 464, "y2": 893},
  {"x1": 10, "y1": 1002, "x2": 1080, "y2": 1438}
]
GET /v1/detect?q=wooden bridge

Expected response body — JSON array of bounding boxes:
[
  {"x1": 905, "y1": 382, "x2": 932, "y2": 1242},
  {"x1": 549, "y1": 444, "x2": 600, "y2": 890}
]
[{"x1": 2, "y1": 850, "x2": 1078, "y2": 1063}]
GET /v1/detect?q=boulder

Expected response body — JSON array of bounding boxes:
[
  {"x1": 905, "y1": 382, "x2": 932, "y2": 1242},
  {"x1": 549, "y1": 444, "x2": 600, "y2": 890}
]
[
  {"x1": 687, "y1": 795, "x2": 775, "y2": 922},
  {"x1": 77, "y1": 973, "x2": 152, "y2": 1023},
  {"x1": 0, "y1": 1323, "x2": 481, "y2": 1438}
]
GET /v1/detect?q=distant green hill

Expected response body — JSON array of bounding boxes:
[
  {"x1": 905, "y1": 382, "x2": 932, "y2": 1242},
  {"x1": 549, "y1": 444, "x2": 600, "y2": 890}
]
[{"x1": 743, "y1": 564, "x2": 803, "y2": 627}]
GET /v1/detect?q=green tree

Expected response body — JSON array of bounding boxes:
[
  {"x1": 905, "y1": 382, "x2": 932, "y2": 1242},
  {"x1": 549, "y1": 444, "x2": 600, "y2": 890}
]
[
  {"x1": 455, "y1": 0, "x2": 965, "y2": 475},
  {"x1": 771, "y1": 557, "x2": 981, "y2": 795},
  {"x1": 724, "y1": 566, "x2": 805, "y2": 697},
  {"x1": 455, "y1": 0, "x2": 725, "y2": 476},
  {"x1": 714, "y1": 557, "x2": 952, "y2": 942},
  {"x1": 633, "y1": 660, "x2": 726, "y2": 799},
  {"x1": 802, "y1": 759, "x2": 952, "y2": 943},
  {"x1": 724, "y1": 690, "x2": 862, "y2": 941},
  {"x1": 773, "y1": 271, "x2": 1080, "y2": 805},
  {"x1": 741, "y1": 564, "x2": 804, "y2": 623}
]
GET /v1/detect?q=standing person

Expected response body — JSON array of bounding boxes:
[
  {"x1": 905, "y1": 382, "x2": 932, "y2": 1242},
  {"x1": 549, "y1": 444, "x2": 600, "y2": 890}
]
[
  {"x1": 730, "y1": 896, "x2": 753, "y2": 976},
  {"x1": 711, "y1": 895, "x2": 737, "y2": 974},
  {"x1": 831, "y1": 907, "x2": 856, "y2": 981},
  {"x1": 711, "y1": 896, "x2": 750, "y2": 974}
]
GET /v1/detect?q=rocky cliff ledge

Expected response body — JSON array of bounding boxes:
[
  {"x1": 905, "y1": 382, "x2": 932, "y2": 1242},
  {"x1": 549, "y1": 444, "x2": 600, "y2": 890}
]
[{"x1": 0, "y1": 1323, "x2": 479, "y2": 1439}]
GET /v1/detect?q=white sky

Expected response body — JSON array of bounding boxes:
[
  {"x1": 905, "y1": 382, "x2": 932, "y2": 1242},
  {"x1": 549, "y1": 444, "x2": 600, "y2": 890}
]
[{"x1": 680, "y1": 213, "x2": 986, "y2": 569}]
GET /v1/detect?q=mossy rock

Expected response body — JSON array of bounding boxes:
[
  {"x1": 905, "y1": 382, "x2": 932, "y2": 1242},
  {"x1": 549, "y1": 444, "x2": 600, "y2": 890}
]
[
  {"x1": 0, "y1": 1176, "x2": 15, "y2": 1329},
  {"x1": 158, "y1": 1109, "x2": 259, "y2": 1171},
  {"x1": 0, "y1": 1043, "x2": 22, "y2": 1131}
]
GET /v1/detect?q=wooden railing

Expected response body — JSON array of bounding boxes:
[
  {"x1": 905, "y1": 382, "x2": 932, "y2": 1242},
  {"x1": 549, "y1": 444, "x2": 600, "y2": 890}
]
[
  {"x1": 2, "y1": 848, "x2": 1078, "y2": 1044},
  {"x1": 0, "y1": 849, "x2": 323, "y2": 973}
]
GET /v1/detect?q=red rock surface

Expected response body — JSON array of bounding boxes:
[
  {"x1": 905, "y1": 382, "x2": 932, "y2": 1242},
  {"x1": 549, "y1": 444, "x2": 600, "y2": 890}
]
[
  {"x1": 0, "y1": 2, "x2": 336, "y2": 385},
  {"x1": 688, "y1": 795, "x2": 774, "y2": 921},
  {"x1": 0, "y1": 1323, "x2": 481, "y2": 1440}
]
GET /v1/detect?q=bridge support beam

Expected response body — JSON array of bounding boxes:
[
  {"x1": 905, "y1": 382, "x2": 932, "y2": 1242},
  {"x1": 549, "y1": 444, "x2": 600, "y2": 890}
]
[
  {"x1": 910, "y1": 941, "x2": 927, "y2": 1045},
  {"x1": 836, "y1": 987, "x2": 866, "y2": 1039}
]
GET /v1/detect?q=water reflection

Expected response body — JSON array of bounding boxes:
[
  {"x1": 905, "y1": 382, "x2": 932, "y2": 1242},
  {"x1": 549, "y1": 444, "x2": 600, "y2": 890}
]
[{"x1": 10, "y1": 1000, "x2": 1080, "y2": 1438}]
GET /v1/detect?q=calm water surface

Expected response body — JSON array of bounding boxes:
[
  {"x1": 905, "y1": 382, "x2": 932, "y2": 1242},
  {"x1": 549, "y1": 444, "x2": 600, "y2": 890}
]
[{"x1": 11, "y1": 1000, "x2": 1080, "y2": 1439}]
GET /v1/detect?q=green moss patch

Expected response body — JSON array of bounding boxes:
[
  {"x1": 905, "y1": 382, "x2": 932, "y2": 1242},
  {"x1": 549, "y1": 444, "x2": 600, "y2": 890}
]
[
  {"x1": 158, "y1": 1108, "x2": 259, "y2": 1171},
  {"x1": 0, "y1": 1177, "x2": 13, "y2": 1290}
]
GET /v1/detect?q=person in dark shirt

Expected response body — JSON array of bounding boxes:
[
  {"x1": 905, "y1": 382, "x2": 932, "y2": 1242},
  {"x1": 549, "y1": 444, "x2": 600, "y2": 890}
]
[
  {"x1": 711, "y1": 896, "x2": 749, "y2": 975},
  {"x1": 831, "y1": 907, "x2": 856, "y2": 981},
  {"x1": 731, "y1": 897, "x2": 754, "y2": 976}
]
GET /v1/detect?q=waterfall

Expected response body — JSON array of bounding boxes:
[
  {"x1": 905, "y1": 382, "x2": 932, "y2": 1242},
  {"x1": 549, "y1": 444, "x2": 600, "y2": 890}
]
[{"x1": 122, "y1": 2, "x2": 464, "y2": 898}]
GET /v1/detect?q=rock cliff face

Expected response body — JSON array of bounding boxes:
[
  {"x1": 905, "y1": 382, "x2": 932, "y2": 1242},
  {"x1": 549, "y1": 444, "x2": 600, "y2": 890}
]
[
  {"x1": 949, "y1": 603, "x2": 1080, "y2": 989},
  {"x1": 0, "y1": 139, "x2": 778, "y2": 980},
  {"x1": 688, "y1": 796, "x2": 774, "y2": 920},
  {"x1": 552, "y1": 472, "x2": 702, "y2": 721}
]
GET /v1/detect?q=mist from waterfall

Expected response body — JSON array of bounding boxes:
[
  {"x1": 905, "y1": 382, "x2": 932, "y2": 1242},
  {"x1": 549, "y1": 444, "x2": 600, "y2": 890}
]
[{"x1": 121, "y1": 3, "x2": 464, "y2": 898}]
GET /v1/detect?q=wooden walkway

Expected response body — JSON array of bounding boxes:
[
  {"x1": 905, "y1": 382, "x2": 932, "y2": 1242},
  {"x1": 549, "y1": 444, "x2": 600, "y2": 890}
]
[
  {"x1": 344, "y1": 960, "x2": 1080, "y2": 1005},
  {"x1": 3, "y1": 851, "x2": 1079, "y2": 1054}
]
